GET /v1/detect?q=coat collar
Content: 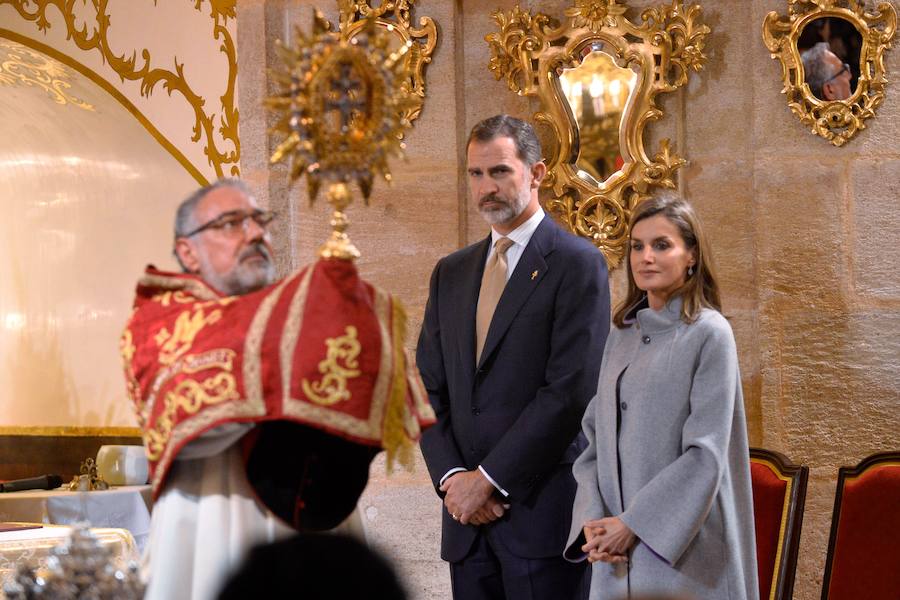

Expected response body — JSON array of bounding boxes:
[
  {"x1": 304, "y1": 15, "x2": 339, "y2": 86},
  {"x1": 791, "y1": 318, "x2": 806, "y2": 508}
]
[{"x1": 634, "y1": 294, "x2": 684, "y2": 334}]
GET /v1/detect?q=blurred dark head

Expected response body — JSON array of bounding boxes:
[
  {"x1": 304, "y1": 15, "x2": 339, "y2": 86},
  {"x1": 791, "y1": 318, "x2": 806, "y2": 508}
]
[{"x1": 218, "y1": 533, "x2": 407, "y2": 600}]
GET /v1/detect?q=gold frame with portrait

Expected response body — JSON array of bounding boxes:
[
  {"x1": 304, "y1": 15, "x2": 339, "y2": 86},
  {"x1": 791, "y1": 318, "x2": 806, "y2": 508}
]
[
  {"x1": 485, "y1": 0, "x2": 710, "y2": 268},
  {"x1": 763, "y1": 0, "x2": 897, "y2": 147}
]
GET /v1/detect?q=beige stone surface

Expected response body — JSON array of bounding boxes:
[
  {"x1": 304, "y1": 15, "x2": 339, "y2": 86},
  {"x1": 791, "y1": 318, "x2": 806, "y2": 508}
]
[{"x1": 236, "y1": 2, "x2": 900, "y2": 600}]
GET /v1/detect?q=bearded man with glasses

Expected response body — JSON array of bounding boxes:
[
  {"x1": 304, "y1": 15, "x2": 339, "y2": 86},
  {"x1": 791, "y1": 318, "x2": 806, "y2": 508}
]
[
  {"x1": 172, "y1": 179, "x2": 277, "y2": 296},
  {"x1": 127, "y1": 177, "x2": 432, "y2": 600},
  {"x1": 131, "y1": 179, "x2": 294, "y2": 600}
]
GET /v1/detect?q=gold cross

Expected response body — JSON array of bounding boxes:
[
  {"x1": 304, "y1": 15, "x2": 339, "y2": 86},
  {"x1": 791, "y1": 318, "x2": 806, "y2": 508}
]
[{"x1": 531, "y1": 270, "x2": 538, "y2": 280}]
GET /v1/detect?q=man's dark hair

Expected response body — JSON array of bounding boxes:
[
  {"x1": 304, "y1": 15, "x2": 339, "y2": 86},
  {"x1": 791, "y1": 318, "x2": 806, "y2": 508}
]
[
  {"x1": 467, "y1": 114, "x2": 543, "y2": 167},
  {"x1": 172, "y1": 178, "x2": 252, "y2": 271}
]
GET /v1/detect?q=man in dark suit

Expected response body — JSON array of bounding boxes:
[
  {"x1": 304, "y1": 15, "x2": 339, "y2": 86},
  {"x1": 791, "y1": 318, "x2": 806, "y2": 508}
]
[{"x1": 417, "y1": 114, "x2": 611, "y2": 599}]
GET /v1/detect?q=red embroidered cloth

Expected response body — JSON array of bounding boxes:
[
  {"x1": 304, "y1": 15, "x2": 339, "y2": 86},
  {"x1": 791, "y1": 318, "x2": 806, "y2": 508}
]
[{"x1": 121, "y1": 259, "x2": 434, "y2": 503}]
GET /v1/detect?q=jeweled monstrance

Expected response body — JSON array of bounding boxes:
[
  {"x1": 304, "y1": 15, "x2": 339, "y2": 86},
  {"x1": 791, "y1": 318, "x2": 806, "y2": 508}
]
[{"x1": 267, "y1": 11, "x2": 418, "y2": 260}]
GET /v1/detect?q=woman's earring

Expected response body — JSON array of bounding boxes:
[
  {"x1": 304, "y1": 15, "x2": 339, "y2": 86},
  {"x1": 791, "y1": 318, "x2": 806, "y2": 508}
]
[{"x1": 688, "y1": 265, "x2": 694, "y2": 276}]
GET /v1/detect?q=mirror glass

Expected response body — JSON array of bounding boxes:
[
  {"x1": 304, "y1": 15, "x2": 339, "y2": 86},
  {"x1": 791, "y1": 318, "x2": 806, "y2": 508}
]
[
  {"x1": 798, "y1": 16, "x2": 863, "y2": 101},
  {"x1": 560, "y1": 49, "x2": 638, "y2": 186}
]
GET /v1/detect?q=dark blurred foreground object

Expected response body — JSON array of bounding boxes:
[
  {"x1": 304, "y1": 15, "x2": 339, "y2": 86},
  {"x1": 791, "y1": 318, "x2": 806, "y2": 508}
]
[{"x1": 218, "y1": 533, "x2": 407, "y2": 600}]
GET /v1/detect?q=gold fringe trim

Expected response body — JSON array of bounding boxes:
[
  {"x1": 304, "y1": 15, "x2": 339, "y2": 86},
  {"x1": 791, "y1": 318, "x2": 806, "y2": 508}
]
[{"x1": 382, "y1": 297, "x2": 414, "y2": 473}]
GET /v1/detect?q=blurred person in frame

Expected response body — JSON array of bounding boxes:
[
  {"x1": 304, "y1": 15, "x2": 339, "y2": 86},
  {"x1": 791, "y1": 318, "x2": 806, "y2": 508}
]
[
  {"x1": 565, "y1": 193, "x2": 758, "y2": 600},
  {"x1": 140, "y1": 179, "x2": 290, "y2": 600},
  {"x1": 801, "y1": 42, "x2": 852, "y2": 101},
  {"x1": 418, "y1": 114, "x2": 611, "y2": 600},
  {"x1": 131, "y1": 179, "x2": 379, "y2": 600}
]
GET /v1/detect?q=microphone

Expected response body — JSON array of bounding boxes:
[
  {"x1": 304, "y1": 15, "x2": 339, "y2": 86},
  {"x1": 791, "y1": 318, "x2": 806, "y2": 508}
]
[{"x1": 0, "y1": 475, "x2": 63, "y2": 493}]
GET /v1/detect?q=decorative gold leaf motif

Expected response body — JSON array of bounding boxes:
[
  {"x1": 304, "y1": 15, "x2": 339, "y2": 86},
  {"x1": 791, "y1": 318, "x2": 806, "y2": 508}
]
[
  {"x1": 0, "y1": 0, "x2": 240, "y2": 178},
  {"x1": 0, "y1": 39, "x2": 95, "y2": 110},
  {"x1": 301, "y1": 326, "x2": 363, "y2": 406},
  {"x1": 762, "y1": 0, "x2": 897, "y2": 146},
  {"x1": 486, "y1": 6, "x2": 554, "y2": 95},
  {"x1": 565, "y1": 0, "x2": 627, "y2": 33},
  {"x1": 486, "y1": 1, "x2": 709, "y2": 268}
]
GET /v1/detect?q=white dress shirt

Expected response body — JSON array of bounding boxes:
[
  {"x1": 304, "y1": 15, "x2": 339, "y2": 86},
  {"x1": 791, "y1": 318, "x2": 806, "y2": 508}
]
[{"x1": 440, "y1": 208, "x2": 546, "y2": 498}]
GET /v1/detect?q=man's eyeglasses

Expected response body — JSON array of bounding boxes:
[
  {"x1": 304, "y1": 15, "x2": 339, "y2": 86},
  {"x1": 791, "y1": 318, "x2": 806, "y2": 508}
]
[
  {"x1": 825, "y1": 62, "x2": 850, "y2": 83},
  {"x1": 182, "y1": 210, "x2": 278, "y2": 238}
]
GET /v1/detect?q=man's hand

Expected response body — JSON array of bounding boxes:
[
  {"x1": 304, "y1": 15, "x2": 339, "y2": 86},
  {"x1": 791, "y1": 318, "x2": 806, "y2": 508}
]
[
  {"x1": 469, "y1": 496, "x2": 509, "y2": 526},
  {"x1": 440, "y1": 470, "x2": 496, "y2": 525}
]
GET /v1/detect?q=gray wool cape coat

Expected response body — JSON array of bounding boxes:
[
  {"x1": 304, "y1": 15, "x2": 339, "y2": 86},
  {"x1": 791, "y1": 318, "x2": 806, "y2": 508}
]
[{"x1": 565, "y1": 296, "x2": 759, "y2": 600}]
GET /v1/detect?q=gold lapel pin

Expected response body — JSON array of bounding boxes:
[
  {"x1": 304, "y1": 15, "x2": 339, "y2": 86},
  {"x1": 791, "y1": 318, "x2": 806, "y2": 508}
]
[{"x1": 531, "y1": 270, "x2": 538, "y2": 280}]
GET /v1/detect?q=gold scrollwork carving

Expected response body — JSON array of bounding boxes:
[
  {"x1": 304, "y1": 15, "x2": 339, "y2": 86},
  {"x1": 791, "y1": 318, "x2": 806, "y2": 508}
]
[
  {"x1": 0, "y1": 0, "x2": 240, "y2": 177},
  {"x1": 301, "y1": 326, "x2": 362, "y2": 406},
  {"x1": 763, "y1": 0, "x2": 897, "y2": 147},
  {"x1": 0, "y1": 39, "x2": 94, "y2": 110},
  {"x1": 486, "y1": 0, "x2": 709, "y2": 268},
  {"x1": 338, "y1": 0, "x2": 438, "y2": 124}
]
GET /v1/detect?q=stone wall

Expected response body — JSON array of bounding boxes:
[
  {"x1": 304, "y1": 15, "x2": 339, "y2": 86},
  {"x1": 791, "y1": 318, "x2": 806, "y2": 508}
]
[{"x1": 236, "y1": 1, "x2": 900, "y2": 598}]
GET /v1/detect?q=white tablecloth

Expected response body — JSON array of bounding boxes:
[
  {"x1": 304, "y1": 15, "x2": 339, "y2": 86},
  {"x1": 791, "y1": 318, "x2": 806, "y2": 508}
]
[{"x1": 0, "y1": 486, "x2": 152, "y2": 551}]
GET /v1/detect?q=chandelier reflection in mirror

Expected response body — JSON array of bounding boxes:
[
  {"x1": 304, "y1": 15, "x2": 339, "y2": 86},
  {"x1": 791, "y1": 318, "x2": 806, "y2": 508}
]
[
  {"x1": 560, "y1": 47, "x2": 638, "y2": 186},
  {"x1": 486, "y1": 0, "x2": 710, "y2": 267}
]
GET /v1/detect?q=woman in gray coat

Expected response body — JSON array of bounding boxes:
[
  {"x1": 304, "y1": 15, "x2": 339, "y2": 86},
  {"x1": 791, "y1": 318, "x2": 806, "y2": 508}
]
[{"x1": 566, "y1": 194, "x2": 758, "y2": 599}]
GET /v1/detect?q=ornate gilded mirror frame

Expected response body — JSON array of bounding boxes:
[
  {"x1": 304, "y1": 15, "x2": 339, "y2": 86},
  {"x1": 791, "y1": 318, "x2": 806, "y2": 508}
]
[
  {"x1": 486, "y1": 0, "x2": 709, "y2": 267},
  {"x1": 763, "y1": 0, "x2": 897, "y2": 147},
  {"x1": 338, "y1": 0, "x2": 437, "y2": 124}
]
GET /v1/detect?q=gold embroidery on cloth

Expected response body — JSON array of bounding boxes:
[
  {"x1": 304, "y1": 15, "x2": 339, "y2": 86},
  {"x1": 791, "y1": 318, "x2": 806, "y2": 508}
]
[
  {"x1": 145, "y1": 370, "x2": 239, "y2": 461},
  {"x1": 301, "y1": 326, "x2": 362, "y2": 406},
  {"x1": 156, "y1": 305, "x2": 224, "y2": 365},
  {"x1": 152, "y1": 290, "x2": 196, "y2": 306},
  {"x1": 120, "y1": 328, "x2": 135, "y2": 363}
]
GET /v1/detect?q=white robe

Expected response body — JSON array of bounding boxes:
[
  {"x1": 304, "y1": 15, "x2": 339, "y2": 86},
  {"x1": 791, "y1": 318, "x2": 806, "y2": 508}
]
[
  {"x1": 142, "y1": 424, "x2": 367, "y2": 600},
  {"x1": 142, "y1": 424, "x2": 292, "y2": 600}
]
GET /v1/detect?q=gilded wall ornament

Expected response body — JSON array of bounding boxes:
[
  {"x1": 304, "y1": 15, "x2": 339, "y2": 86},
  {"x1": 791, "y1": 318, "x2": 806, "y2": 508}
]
[
  {"x1": 486, "y1": 0, "x2": 709, "y2": 268},
  {"x1": 763, "y1": 0, "x2": 897, "y2": 146},
  {"x1": 338, "y1": 0, "x2": 437, "y2": 124},
  {"x1": 0, "y1": 39, "x2": 94, "y2": 111},
  {"x1": 267, "y1": 11, "x2": 416, "y2": 261},
  {"x1": 0, "y1": 0, "x2": 240, "y2": 178}
]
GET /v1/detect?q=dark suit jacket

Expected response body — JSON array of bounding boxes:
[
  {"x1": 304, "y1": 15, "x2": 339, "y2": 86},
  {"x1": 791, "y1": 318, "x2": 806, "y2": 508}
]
[{"x1": 417, "y1": 215, "x2": 610, "y2": 562}]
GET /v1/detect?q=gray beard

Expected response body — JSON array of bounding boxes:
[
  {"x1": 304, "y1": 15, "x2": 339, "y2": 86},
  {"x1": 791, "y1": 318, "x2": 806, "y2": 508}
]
[
  {"x1": 478, "y1": 192, "x2": 529, "y2": 226},
  {"x1": 202, "y1": 245, "x2": 276, "y2": 296}
]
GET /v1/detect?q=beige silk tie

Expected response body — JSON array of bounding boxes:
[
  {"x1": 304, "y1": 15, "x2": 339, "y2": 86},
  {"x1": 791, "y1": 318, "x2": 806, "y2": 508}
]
[{"x1": 475, "y1": 237, "x2": 515, "y2": 365}]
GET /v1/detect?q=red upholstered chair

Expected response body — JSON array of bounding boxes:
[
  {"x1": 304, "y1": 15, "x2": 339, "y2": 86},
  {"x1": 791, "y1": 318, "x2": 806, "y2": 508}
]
[
  {"x1": 821, "y1": 451, "x2": 900, "y2": 600},
  {"x1": 750, "y1": 448, "x2": 808, "y2": 600}
]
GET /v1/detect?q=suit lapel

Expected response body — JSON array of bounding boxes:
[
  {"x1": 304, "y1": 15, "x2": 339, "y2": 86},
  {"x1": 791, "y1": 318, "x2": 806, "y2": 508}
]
[
  {"x1": 477, "y1": 217, "x2": 555, "y2": 369},
  {"x1": 458, "y1": 237, "x2": 491, "y2": 377}
]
